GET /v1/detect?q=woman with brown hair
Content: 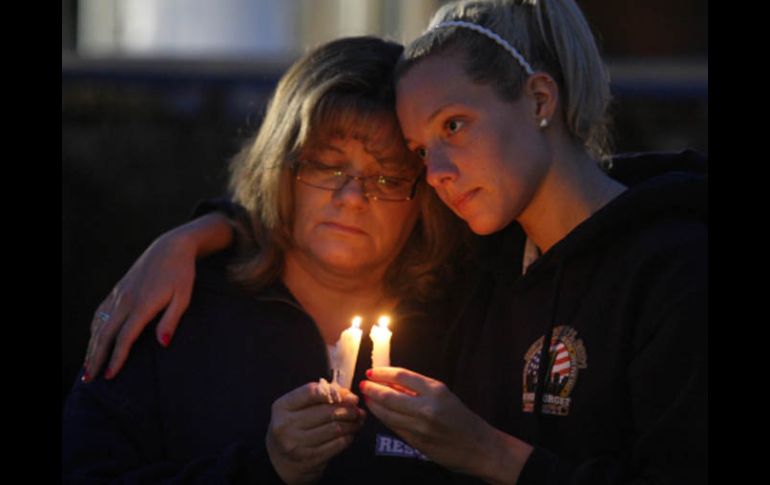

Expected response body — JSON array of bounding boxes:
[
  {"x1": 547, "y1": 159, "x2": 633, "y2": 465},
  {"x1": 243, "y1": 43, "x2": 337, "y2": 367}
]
[{"x1": 63, "y1": 35, "x2": 470, "y2": 483}]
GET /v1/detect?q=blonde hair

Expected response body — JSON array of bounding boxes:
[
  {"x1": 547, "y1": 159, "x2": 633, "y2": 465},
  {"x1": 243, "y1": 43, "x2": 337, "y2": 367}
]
[
  {"x1": 228, "y1": 36, "x2": 470, "y2": 302},
  {"x1": 397, "y1": 0, "x2": 613, "y2": 161}
]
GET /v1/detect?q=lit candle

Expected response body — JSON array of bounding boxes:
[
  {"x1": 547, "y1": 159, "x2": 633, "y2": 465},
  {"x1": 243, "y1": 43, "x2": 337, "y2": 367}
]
[
  {"x1": 331, "y1": 316, "x2": 363, "y2": 389},
  {"x1": 369, "y1": 315, "x2": 392, "y2": 368}
]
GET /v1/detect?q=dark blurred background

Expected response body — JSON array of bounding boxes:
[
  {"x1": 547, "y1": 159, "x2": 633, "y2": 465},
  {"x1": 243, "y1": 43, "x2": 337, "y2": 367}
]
[{"x1": 62, "y1": 0, "x2": 707, "y2": 401}]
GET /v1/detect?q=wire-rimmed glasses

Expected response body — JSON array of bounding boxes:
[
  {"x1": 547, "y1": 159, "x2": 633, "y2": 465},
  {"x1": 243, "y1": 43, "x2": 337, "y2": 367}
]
[{"x1": 294, "y1": 160, "x2": 423, "y2": 202}]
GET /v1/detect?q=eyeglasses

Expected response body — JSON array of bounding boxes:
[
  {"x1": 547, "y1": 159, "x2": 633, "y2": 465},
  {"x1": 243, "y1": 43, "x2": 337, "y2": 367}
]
[{"x1": 294, "y1": 160, "x2": 422, "y2": 202}]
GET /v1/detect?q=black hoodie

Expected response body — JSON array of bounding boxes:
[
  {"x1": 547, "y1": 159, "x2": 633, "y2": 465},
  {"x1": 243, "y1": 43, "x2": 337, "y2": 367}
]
[{"x1": 445, "y1": 150, "x2": 707, "y2": 484}]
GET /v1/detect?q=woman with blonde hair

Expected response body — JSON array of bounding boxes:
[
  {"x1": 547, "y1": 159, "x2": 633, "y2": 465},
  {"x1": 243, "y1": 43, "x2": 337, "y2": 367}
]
[{"x1": 361, "y1": 1, "x2": 707, "y2": 482}]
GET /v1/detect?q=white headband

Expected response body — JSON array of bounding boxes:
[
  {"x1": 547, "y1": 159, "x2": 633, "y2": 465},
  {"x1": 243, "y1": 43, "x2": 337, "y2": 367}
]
[{"x1": 430, "y1": 20, "x2": 535, "y2": 76}]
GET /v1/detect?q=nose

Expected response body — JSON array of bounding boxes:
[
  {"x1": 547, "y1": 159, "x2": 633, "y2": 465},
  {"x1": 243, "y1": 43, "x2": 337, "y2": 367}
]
[
  {"x1": 332, "y1": 176, "x2": 368, "y2": 210},
  {"x1": 424, "y1": 147, "x2": 459, "y2": 188}
]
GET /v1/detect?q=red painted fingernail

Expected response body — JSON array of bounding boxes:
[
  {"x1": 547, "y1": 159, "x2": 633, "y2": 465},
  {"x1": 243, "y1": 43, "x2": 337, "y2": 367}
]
[
  {"x1": 160, "y1": 334, "x2": 171, "y2": 347},
  {"x1": 358, "y1": 380, "x2": 366, "y2": 392},
  {"x1": 81, "y1": 370, "x2": 90, "y2": 383},
  {"x1": 365, "y1": 369, "x2": 372, "y2": 379},
  {"x1": 104, "y1": 368, "x2": 114, "y2": 380}
]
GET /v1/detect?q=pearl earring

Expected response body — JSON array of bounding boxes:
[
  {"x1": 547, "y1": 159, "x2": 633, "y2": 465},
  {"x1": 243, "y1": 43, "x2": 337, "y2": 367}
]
[{"x1": 539, "y1": 118, "x2": 549, "y2": 129}]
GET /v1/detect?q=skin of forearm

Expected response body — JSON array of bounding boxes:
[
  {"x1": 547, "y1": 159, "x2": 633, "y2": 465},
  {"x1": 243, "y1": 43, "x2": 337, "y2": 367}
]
[
  {"x1": 172, "y1": 212, "x2": 234, "y2": 258},
  {"x1": 475, "y1": 426, "x2": 534, "y2": 485}
]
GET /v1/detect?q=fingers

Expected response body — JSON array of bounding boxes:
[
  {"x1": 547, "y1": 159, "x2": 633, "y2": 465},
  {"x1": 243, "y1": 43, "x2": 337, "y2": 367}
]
[
  {"x1": 302, "y1": 419, "x2": 362, "y2": 447},
  {"x1": 336, "y1": 386, "x2": 361, "y2": 405},
  {"x1": 268, "y1": 401, "x2": 361, "y2": 476},
  {"x1": 359, "y1": 380, "x2": 422, "y2": 418},
  {"x1": 274, "y1": 434, "x2": 354, "y2": 473},
  {"x1": 84, "y1": 290, "x2": 177, "y2": 382},
  {"x1": 278, "y1": 383, "x2": 329, "y2": 411},
  {"x1": 366, "y1": 367, "x2": 438, "y2": 395},
  {"x1": 154, "y1": 290, "x2": 191, "y2": 348},
  {"x1": 294, "y1": 402, "x2": 364, "y2": 430},
  {"x1": 301, "y1": 434, "x2": 356, "y2": 467},
  {"x1": 279, "y1": 382, "x2": 359, "y2": 412},
  {"x1": 83, "y1": 298, "x2": 129, "y2": 382},
  {"x1": 83, "y1": 306, "x2": 108, "y2": 378},
  {"x1": 308, "y1": 434, "x2": 354, "y2": 463},
  {"x1": 364, "y1": 397, "x2": 416, "y2": 433},
  {"x1": 103, "y1": 307, "x2": 159, "y2": 380}
]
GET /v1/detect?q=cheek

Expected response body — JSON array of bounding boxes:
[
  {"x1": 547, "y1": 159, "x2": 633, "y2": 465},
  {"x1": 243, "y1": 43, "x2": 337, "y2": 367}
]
[
  {"x1": 485, "y1": 137, "x2": 542, "y2": 192},
  {"x1": 382, "y1": 200, "x2": 420, "y2": 247},
  {"x1": 291, "y1": 187, "x2": 319, "y2": 240},
  {"x1": 399, "y1": 202, "x2": 420, "y2": 244}
]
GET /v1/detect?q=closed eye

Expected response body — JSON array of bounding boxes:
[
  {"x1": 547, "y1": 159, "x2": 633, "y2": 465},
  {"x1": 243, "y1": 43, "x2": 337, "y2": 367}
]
[
  {"x1": 375, "y1": 175, "x2": 411, "y2": 188},
  {"x1": 305, "y1": 160, "x2": 344, "y2": 175}
]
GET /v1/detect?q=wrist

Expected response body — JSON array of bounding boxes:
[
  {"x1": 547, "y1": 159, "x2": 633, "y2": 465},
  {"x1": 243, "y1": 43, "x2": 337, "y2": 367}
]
[
  {"x1": 265, "y1": 429, "x2": 323, "y2": 485},
  {"x1": 265, "y1": 430, "x2": 296, "y2": 484},
  {"x1": 195, "y1": 212, "x2": 236, "y2": 256},
  {"x1": 158, "y1": 222, "x2": 201, "y2": 258},
  {"x1": 476, "y1": 427, "x2": 533, "y2": 485},
  {"x1": 165, "y1": 213, "x2": 234, "y2": 258}
]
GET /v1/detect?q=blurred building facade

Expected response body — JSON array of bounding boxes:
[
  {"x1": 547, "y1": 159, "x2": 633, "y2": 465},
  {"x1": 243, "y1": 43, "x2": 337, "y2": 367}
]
[{"x1": 75, "y1": 0, "x2": 441, "y2": 58}]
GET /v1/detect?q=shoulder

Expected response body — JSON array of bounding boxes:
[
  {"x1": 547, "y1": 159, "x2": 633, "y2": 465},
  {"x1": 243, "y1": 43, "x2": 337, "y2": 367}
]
[
  {"x1": 602, "y1": 215, "x2": 707, "y2": 315},
  {"x1": 615, "y1": 218, "x2": 707, "y2": 346},
  {"x1": 599, "y1": 169, "x2": 707, "y2": 274},
  {"x1": 608, "y1": 149, "x2": 708, "y2": 186},
  {"x1": 629, "y1": 216, "x2": 706, "y2": 258},
  {"x1": 624, "y1": 215, "x2": 707, "y2": 276},
  {"x1": 179, "y1": 254, "x2": 299, "y2": 341}
]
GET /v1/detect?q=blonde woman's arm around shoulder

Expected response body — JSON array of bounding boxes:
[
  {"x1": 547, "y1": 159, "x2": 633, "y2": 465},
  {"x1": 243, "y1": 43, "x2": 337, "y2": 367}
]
[{"x1": 82, "y1": 211, "x2": 234, "y2": 382}]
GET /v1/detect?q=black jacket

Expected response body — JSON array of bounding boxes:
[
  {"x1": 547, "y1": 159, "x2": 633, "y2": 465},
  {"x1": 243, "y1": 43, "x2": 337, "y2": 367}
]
[
  {"x1": 63, "y1": 151, "x2": 707, "y2": 484},
  {"x1": 446, "y1": 150, "x2": 708, "y2": 484},
  {"x1": 62, "y1": 251, "x2": 459, "y2": 484}
]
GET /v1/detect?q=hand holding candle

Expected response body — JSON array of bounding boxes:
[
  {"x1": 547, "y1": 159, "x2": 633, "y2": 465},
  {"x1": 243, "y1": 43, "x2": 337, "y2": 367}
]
[
  {"x1": 369, "y1": 315, "x2": 392, "y2": 368},
  {"x1": 331, "y1": 316, "x2": 363, "y2": 389}
]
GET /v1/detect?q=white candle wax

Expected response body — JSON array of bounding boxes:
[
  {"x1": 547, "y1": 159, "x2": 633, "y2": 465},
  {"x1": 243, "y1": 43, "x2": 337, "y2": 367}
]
[
  {"x1": 370, "y1": 315, "x2": 392, "y2": 368},
  {"x1": 332, "y1": 316, "x2": 363, "y2": 389}
]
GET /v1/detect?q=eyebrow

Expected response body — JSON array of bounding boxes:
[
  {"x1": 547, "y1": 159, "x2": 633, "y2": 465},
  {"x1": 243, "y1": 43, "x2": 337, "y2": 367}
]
[
  {"x1": 427, "y1": 102, "x2": 456, "y2": 125},
  {"x1": 404, "y1": 102, "x2": 463, "y2": 147},
  {"x1": 312, "y1": 142, "x2": 345, "y2": 154},
  {"x1": 377, "y1": 155, "x2": 411, "y2": 171},
  {"x1": 314, "y1": 138, "x2": 391, "y2": 157},
  {"x1": 307, "y1": 143, "x2": 410, "y2": 174}
]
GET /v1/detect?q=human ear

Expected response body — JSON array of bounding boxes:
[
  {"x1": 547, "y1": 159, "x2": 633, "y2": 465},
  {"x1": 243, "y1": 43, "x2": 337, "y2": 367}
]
[{"x1": 524, "y1": 73, "x2": 559, "y2": 126}]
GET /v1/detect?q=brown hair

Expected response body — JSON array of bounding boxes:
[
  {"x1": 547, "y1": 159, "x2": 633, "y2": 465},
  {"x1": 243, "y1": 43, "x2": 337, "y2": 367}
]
[{"x1": 228, "y1": 36, "x2": 470, "y2": 302}]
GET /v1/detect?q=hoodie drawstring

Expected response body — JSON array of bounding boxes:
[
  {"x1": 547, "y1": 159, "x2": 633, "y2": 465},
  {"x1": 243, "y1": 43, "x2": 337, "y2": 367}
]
[{"x1": 531, "y1": 262, "x2": 564, "y2": 443}]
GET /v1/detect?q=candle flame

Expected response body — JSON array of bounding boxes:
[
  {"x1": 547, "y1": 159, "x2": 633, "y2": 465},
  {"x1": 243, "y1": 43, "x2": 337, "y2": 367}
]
[
  {"x1": 377, "y1": 315, "x2": 391, "y2": 329},
  {"x1": 351, "y1": 316, "x2": 362, "y2": 328}
]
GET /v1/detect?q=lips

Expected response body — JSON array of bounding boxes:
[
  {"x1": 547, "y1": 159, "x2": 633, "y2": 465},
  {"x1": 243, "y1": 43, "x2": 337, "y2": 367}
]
[
  {"x1": 321, "y1": 222, "x2": 367, "y2": 235},
  {"x1": 451, "y1": 188, "x2": 481, "y2": 214}
]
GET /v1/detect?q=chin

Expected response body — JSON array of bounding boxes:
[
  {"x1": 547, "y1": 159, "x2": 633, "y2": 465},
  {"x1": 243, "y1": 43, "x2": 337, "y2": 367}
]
[
  {"x1": 314, "y1": 248, "x2": 377, "y2": 274},
  {"x1": 465, "y1": 214, "x2": 507, "y2": 236}
]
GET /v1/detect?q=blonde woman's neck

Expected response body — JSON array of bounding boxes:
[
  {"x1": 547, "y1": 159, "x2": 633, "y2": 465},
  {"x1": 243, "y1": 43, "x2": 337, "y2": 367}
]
[{"x1": 518, "y1": 143, "x2": 626, "y2": 255}]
